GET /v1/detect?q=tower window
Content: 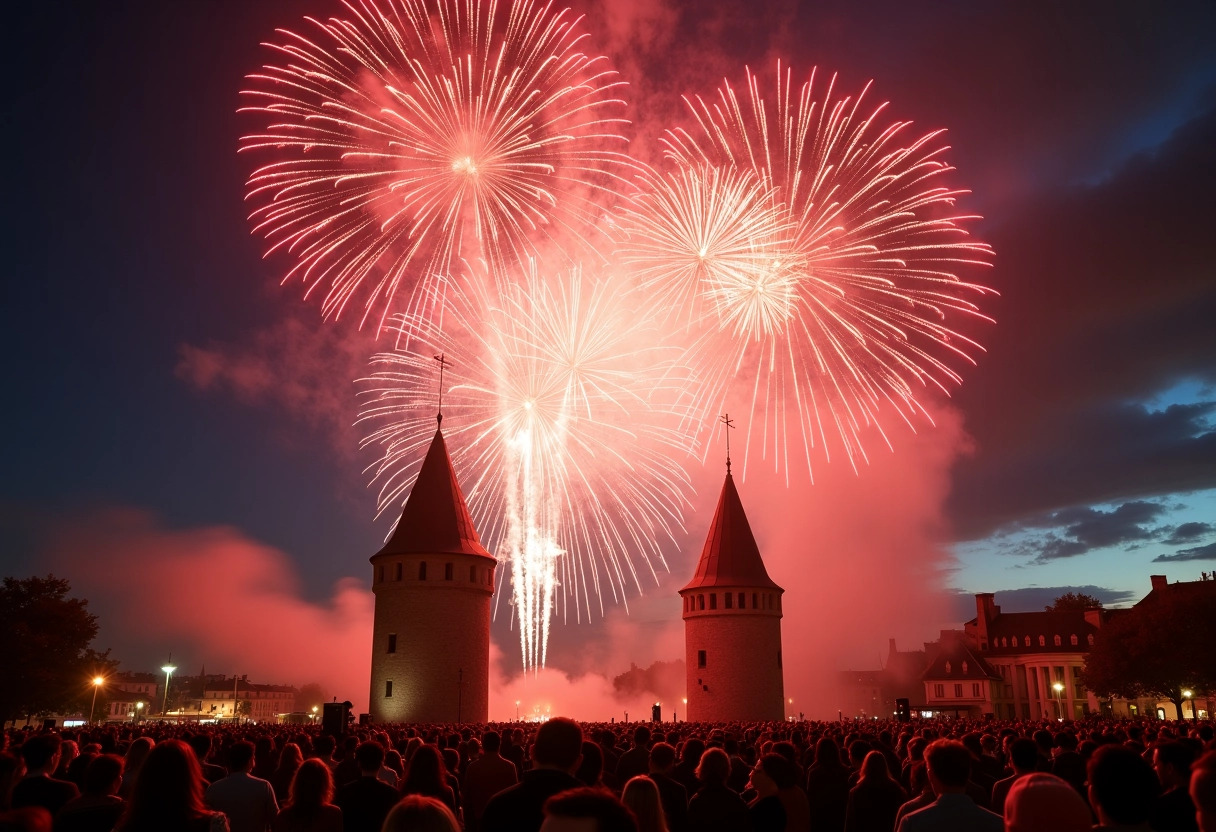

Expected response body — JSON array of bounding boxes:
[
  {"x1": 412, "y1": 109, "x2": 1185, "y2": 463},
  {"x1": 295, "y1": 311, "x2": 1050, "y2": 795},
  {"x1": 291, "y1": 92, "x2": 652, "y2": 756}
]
[
  {"x1": 738, "y1": 593, "x2": 745, "y2": 608},
  {"x1": 753, "y1": 593, "x2": 758, "y2": 609},
  {"x1": 697, "y1": 650, "x2": 706, "y2": 668},
  {"x1": 470, "y1": 565, "x2": 477, "y2": 582},
  {"x1": 698, "y1": 595, "x2": 705, "y2": 611},
  {"x1": 724, "y1": 593, "x2": 733, "y2": 609},
  {"x1": 385, "y1": 680, "x2": 393, "y2": 697},
  {"x1": 445, "y1": 563, "x2": 454, "y2": 581},
  {"x1": 377, "y1": 565, "x2": 384, "y2": 583},
  {"x1": 387, "y1": 633, "x2": 396, "y2": 654},
  {"x1": 395, "y1": 562, "x2": 402, "y2": 581},
  {"x1": 419, "y1": 562, "x2": 427, "y2": 580},
  {"x1": 777, "y1": 650, "x2": 782, "y2": 669},
  {"x1": 709, "y1": 594, "x2": 717, "y2": 610}
]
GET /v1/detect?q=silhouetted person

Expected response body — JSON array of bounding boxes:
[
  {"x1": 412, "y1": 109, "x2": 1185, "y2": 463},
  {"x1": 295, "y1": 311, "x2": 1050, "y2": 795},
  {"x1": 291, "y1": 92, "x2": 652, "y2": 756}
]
[
  {"x1": 647, "y1": 742, "x2": 687, "y2": 832},
  {"x1": 895, "y1": 739, "x2": 1001, "y2": 832},
  {"x1": 1153, "y1": 741, "x2": 1199, "y2": 832},
  {"x1": 270, "y1": 759, "x2": 340, "y2": 832},
  {"x1": 670, "y1": 739, "x2": 704, "y2": 800},
  {"x1": 541, "y1": 787, "x2": 639, "y2": 832},
  {"x1": 334, "y1": 742, "x2": 398, "y2": 832},
  {"x1": 805, "y1": 737, "x2": 848, "y2": 832},
  {"x1": 1003, "y1": 773, "x2": 1092, "y2": 832},
  {"x1": 1087, "y1": 744, "x2": 1158, "y2": 831},
  {"x1": 481, "y1": 718, "x2": 585, "y2": 832},
  {"x1": 205, "y1": 741, "x2": 278, "y2": 832},
  {"x1": 990, "y1": 737, "x2": 1038, "y2": 816},
  {"x1": 53, "y1": 753, "x2": 125, "y2": 832},
  {"x1": 621, "y1": 776, "x2": 668, "y2": 832},
  {"x1": 400, "y1": 745, "x2": 457, "y2": 817},
  {"x1": 845, "y1": 751, "x2": 904, "y2": 832},
  {"x1": 687, "y1": 748, "x2": 752, "y2": 832},
  {"x1": 747, "y1": 755, "x2": 788, "y2": 832},
  {"x1": 189, "y1": 735, "x2": 228, "y2": 787},
  {"x1": 114, "y1": 739, "x2": 229, "y2": 832},
  {"x1": 617, "y1": 727, "x2": 652, "y2": 784},
  {"x1": 462, "y1": 731, "x2": 517, "y2": 832},
  {"x1": 1192, "y1": 750, "x2": 1216, "y2": 832},
  {"x1": 381, "y1": 795, "x2": 460, "y2": 832},
  {"x1": 11, "y1": 736, "x2": 78, "y2": 818}
]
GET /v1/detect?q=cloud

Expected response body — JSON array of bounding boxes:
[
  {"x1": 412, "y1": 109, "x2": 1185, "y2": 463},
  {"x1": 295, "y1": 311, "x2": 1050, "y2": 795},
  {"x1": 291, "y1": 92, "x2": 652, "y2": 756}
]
[
  {"x1": 1152, "y1": 541, "x2": 1216, "y2": 563},
  {"x1": 945, "y1": 585, "x2": 1138, "y2": 621},
  {"x1": 1012, "y1": 500, "x2": 1169, "y2": 563},
  {"x1": 1162, "y1": 521, "x2": 1213, "y2": 545}
]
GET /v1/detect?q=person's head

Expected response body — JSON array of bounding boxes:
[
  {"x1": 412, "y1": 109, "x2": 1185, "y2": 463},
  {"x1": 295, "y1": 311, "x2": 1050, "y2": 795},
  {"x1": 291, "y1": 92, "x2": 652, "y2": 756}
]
[
  {"x1": 1004, "y1": 773, "x2": 1092, "y2": 832},
  {"x1": 907, "y1": 761, "x2": 929, "y2": 795},
  {"x1": 648, "y1": 742, "x2": 676, "y2": 774},
  {"x1": 226, "y1": 740, "x2": 255, "y2": 773},
  {"x1": 680, "y1": 738, "x2": 704, "y2": 765},
  {"x1": 1087, "y1": 744, "x2": 1158, "y2": 827},
  {"x1": 633, "y1": 726, "x2": 651, "y2": 748},
  {"x1": 751, "y1": 753, "x2": 796, "y2": 796},
  {"x1": 621, "y1": 776, "x2": 667, "y2": 832},
  {"x1": 858, "y1": 750, "x2": 891, "y2": 784},
  {"x1": 381, "y1": 795, "x2": 461, "y2": 832},
  {"x1": 278, "y1": 743, "x2": 303, "y2": 770},
  {"x1": 694, "y1": 747, "x2": 730, "y2": 787},
  {"x1": 1009, "y1": 737, "x2": 1039, "y2": 773},
  {"x1": 542, "y1": 786, "x2": 639, "y2": 832},
  {"x1": 1191, "y1": 750, "x2": 1216, "y2": 832},
  {"x1": 121, "y1": 739, "x2": 207, "y2": 827},
  {"x1": 312, "y1": 734, "x2": 335, "y2": 760},
  {"x1": 482, "y1": 731, "x2": 502, "y2": 754},
  {"x1": 1154, "y1": 740, "x2": 1196, "y2": 790},
  {"x1": 575, "y1": 741, "x2": 604, "y2": 787},
  {"x1": 287, "y1": 759, "x2": 334, "y2": 809},
  {"x1": 532, "y1": 718, "x2": 584, "y2": 773},
  {"x1": 404, "y1": 744, "x2": 445, "y2": 791},
  {"x1": 19, "y1": 735, "x2": 61, "y2": 774},
  {"x1": 813, "y1": 737, "x2": 843, "y2": 768},
  {"x1": 354, "y1": 741, "x2": 385, "y2": 774},
  {"x1": 187, "y1": 734, "x2": 212, "y2": 764},
  {"x1": 924, "y1": 739, "x2": 971, "y2": 793},
  {"x1": 81, "y1": 754, "x2": 123, "y2": 797}
]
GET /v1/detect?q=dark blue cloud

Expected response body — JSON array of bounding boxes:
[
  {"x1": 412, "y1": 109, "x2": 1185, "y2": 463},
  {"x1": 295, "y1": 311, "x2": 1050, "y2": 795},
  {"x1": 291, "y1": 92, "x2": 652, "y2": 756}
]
[{"x1": 1152, "y1": 542, "x2": 1216, "y2": 562}]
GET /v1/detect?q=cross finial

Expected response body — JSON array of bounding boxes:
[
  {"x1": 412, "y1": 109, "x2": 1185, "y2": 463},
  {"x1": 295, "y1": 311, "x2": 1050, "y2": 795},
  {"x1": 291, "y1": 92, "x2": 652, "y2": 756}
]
[
  {"x1": 720, "y1": 413, "x2": 735, "y2": 474},
  {"x1": 434, "y1": 353, "x2": 451, "y2": 426}
]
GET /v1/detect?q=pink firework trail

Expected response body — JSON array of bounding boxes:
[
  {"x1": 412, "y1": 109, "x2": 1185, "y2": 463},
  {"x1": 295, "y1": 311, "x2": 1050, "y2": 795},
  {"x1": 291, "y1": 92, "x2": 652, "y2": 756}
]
[{"x1": 239, "y1": 0, "x2": 635, "y2": 330}]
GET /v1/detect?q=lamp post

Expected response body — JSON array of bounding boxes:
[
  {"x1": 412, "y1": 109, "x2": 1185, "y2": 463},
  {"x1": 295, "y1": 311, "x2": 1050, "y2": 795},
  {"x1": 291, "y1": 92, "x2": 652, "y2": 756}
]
[
  {"x1": 161, "y1": 661, "x2": 177, "y2": 717},
  {"x1": 133, "y1": 701, "x2": 144, "y2": 723},
  {"x1": 90, "y1": 676, "x2": 105, "y2": 723},
  {"x1": 1052, "y1": 681, "x2": 1064, "y2": 720},
  {"x1": 311, "y1": 705, "x2": 318, "y2": 724},
  {"x1": 1183, "y1": 689, "x2": 1195, "y2": 722},
  {"x1": 788, "y1": 697, "x2": 794, "y2": 721},
  {"x1": 681, "y1": 697, "x2": 687, "y2": 722},
  {"x1": 515, "y1": 701, "x2": 520, "y2": 721}
]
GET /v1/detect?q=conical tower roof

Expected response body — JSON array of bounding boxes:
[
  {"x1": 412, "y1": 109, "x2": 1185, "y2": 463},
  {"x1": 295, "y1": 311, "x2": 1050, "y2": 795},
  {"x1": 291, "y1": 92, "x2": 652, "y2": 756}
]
[
  {"x1": 373, "y1": 427, "x2": 493, "y2": 560},
  {"x1": 681, "y1": 472, "x2": 782, "y2": 592}
]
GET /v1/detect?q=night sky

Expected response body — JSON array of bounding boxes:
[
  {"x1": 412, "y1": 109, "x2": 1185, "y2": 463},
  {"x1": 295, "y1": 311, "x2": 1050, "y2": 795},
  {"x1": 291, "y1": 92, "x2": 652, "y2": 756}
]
[{"x1": 4, "y1": 0, "x2": 1214, "y2": 718}]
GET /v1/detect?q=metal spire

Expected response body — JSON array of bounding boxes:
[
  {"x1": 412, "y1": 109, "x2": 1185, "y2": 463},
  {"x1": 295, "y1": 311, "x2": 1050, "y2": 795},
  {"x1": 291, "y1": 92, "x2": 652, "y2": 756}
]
[
  {"x1": 720, "y1": 413, "x2": 735, "y2": 474},
  {"x1": 434, "y1": 353, "x2": 450, "y2": 426}
]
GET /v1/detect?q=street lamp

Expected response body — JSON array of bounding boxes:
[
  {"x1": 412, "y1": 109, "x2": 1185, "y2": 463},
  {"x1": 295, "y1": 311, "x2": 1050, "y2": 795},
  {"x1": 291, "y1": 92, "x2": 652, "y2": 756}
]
[
  {"x1": 161, "y1": 661, "x2": 177, "y2": 717},
  {"x1": 515, "y1": 700, "x2": 521, "y2": 721},
  {"x1": 311, "y1": 705, "x2": 318, "y2": 723},
  {"x1": 1183, "y1": 689, "x2": 1195, "y2": 722},
  {"x1": 1052, "y1": 682, "x2": 1064, "y2": 720},
  {"x1": 134, "y1": 701, "x2": 144, "y2": 723},
  {"x1": 90, "y1": 676, "x2": 105, "y2": 723}
]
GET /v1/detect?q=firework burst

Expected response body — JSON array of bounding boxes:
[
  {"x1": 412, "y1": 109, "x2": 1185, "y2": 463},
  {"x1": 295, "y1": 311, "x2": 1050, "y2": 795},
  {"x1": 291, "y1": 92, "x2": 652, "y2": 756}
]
[
  {"x1": 624, "y1": 64, "x2": 995, "y2": 478},
  {"x1": 240, "y1": 0, "x2": 635, "y2": 329},
  {"x1": 357, "y1": 263, "x2": 694, "y2": 670}
]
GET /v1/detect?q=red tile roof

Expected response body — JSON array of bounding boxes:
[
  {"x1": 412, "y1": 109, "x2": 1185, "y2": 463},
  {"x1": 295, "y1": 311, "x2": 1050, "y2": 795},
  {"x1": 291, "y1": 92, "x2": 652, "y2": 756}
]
[
  {"x1": 681, "y1": 473, "x2": 782, "y2": 592},
  {"x1": 374, "y1": 428, "x2": 493, "y2": 560}
]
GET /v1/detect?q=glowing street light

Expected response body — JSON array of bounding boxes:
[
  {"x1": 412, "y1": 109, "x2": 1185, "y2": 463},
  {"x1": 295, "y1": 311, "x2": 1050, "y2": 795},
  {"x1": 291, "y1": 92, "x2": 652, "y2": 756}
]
[
  {"x1": 311, "y1": 705, "x2": 318, "y2": 723},
  {"x1": 1183, "y1": 689, "x2": 1196, "y2": 722},
  {"x1": 90, "y1": 676, "x2": 105, "y2": 723},
  {"x1": 161, "y1": 660, "x2": 177, "y2": 717},
  {"x1": 133, "y1": 701, "x2": 144, "y2": 723},
  {"x1": 515, "y1": 700, "x2": 521, "y2": 721},
  {"x1": 1052, "y1": 681, "x2": 1064, "y2": 720}
]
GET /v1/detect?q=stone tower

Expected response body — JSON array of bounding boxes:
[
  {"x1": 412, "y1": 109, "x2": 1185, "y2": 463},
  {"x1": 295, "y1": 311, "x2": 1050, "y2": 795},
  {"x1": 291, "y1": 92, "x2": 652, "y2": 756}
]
[
  {"x1": 369, "y1": 422, "x2": 496, "y2": 723},
  {"x1": 679, "y1": 467, "x2": 785, "y2": 722}
]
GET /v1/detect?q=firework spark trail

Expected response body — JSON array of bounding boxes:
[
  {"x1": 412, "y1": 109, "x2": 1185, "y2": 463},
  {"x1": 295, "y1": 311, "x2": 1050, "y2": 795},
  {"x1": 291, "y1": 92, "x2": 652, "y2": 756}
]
[
  {"x1": 239, "y1": 0, "x2": 636, "y2": 330},
  {"x1": 356, "y1": 263, "x2": 695, "y2": 671},
  {"x1": 620, "y1": 64, "x2": 995, "y2": 480}
]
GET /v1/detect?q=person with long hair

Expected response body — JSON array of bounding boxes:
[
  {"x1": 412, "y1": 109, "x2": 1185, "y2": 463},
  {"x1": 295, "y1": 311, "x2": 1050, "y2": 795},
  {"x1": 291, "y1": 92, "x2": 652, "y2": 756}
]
[
  {"x1": 381, "y1": 795, "x2": 460, "y2": 832},
  {"x1": 622, "y1": 775, "x2": 669, "y2": 832},
  {"x1": 844, "y1": 750, "x2": 905, "y2": 832},
  {"x1": 399, "y1": 745, "x2": 457, "y2": 817},
  {"x1": 270, "y1": 744, "x2": 303, "y2": 805},
  {"x1": 686, "y1": 748, "x2": 751, "y2": 832},
  {"x1": 747, "y1": 755, "x2": 788, "y2": 832},
  {"x1": 271, "y1": 759, "x2": 341, "y2": 832},
  {"x1": 805, "y1": 737, "x2": 849, "y2": 832},
  {"x1": 118, "y1": 738, "x2": 154, "y2": 801},
  {"x1": 114, "y1": 739, "x2": 229, "y2": 832}
]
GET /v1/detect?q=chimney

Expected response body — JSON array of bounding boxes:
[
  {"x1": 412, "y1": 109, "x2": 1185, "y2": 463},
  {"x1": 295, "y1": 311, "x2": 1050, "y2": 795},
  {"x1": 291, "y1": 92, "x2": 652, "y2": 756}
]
[
  {"x1": 1083, "y1": 608, "x2": 1102, "y2": 629},
  {"x1": 974, "y1": 593, "x2": 996, "y2": 650},
  {"x1": 1150, "y1": 575, "x2": 1167, "y2": 592}
]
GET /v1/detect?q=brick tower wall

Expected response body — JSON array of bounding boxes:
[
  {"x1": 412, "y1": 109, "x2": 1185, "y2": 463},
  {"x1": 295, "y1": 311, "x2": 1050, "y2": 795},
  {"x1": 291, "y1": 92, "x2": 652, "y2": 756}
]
[
  {"x1": 683, "y1": 596, "x2": 785, "y2": 722},
  {"x1": 369, "y1": 552, "x2": 495, "y2": 723}
]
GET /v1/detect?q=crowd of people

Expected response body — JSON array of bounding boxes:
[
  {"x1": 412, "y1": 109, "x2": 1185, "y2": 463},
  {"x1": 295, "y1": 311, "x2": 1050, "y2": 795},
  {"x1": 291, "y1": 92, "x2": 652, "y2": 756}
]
[{"x1": 1, "y1": 715, "x2": 1213, "y2": 832}]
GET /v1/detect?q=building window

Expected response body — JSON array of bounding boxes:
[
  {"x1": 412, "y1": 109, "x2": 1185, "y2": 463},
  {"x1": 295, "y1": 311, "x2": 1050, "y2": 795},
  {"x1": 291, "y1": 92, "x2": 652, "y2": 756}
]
[
  {"x1": 962, "y1": 661, "x2": 968, "y2": 674},
  {"x1": 445, "y1": 563, "x2": 454, "y2": 581},
  {"x1": 387, "y1": 634, "x2": 396, "y2": 654},
  {"x1": 470, "y1": 565, "x2": 477, "y2": 582},
  {"x1": 972, "y1": 683, "x2": 980, "y2": 697},
  {"x1": 1024, "y1": 635, "x2": 1030, "y2": 646},
  {"x1": 709, "y1": 594, "x2": 717, "y2": 610},
  {"x1": 954, "y1": 683, "x2": 963, "y2": 697},
  {"x1": 698, "y1": 595, "x2": 705, "y2": 611},
  {"x1": 1054, "y1": 634, "x2": 1061, "y2": 646},
  {"x1": 777, "y1": 650, "x2": 782, "y2": 669},
  {"x1": 1039, "y1": 635, "x2": 1046, "y2": 647},
  {"x1": 1070, "y1": 634, "x2": 1078, "y2": 646},
  {"x1": 753, "y1": 593, "x2": 759, "y2": 609},
  {"x1": 738, "y1": 592, "x2": 745, "y2": 608},
  {"x1": 724, "y1": 593, "x2": 733, "y2": 609},
  {"x1": 419, "y1": 562, "x2": 427, "y2": 580},
  {"x1": 377, "y1": 565, "x2": 384, "y2": 583},
  {"x1": 697, "y1": 650, "x2": 706, "y2": 668},
  {"x1": 385, "y1": 681, "x2": 393, "y2": 697},
  {"x1": 395, "y1": 562, "x2": 402, "y2": 581},
  {"x1": 1087, "y1": 634, "x2": 1094, "y2": 646},
  {"x1": 1001, "y1": 637, "x2": 1007, "y2": 647},
  {"x1": 934, "y1": 684, "x2": 944, "y2": 698}
]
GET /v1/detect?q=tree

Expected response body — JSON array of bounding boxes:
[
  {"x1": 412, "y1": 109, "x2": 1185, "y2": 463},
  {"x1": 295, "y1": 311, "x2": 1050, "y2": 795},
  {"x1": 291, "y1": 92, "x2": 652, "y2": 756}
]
[
  {"x1": 1082, "y1": 585, "x2": 1216, "y2": 718},
  {"x1": 1044, "y1": 592, "x2": 1104, "y2": 612},
  {"x1": 0, "y1": 575, "x2": 111, "y2": 724},
  {"x1": 295, "y1": 682, "x2": 329, "y2": 713}
]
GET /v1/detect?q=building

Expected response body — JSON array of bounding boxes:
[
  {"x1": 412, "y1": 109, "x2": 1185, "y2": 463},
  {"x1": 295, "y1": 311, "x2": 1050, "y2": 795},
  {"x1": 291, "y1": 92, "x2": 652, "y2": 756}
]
[
  {"x1": 368, "y1": 419, "x2": 497, "y2": 723},
  {"x1": 201, "y1": 676, "x2": 297, "y2": 723},
  {"x1": 680, "y1": 465, "x2": 785, "y2": 721}
]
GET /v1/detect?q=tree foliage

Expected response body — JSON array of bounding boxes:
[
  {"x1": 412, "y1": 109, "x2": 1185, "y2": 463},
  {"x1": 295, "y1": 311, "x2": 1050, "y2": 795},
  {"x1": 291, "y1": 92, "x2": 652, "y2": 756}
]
[
  {"x1": 1045, "y1": 592, "x2": 1104, "y2": 612},
  {"x1": 0, "y1": 575, "x2": 110, "y2": 723},
  {"x1": 1082, "y1": 585, "x2": 1216, "y2": 717},
  {"x1": 295, "y1": 683, "x2": 329, "y2": 713}
]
